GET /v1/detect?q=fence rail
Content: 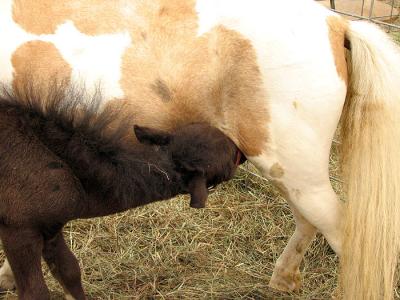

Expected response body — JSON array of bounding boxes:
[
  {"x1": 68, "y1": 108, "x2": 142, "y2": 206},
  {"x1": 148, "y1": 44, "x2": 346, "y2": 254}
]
[{"x1": 326, "y1": 0, "x2": 400, "y2": 31}]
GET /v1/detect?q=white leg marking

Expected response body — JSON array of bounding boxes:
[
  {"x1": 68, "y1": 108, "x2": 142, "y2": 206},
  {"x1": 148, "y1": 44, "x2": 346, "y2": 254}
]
[
  {"x1": 64, "y1": 293, "x2": 76, "y2": 300},
  {"x1": 0, "y1": 259, "x2": 16, "y2": 290},
  {"x1": 269, "y1": 205, "x2": 317, "y2": 292},
  {"x1": 290, "y1": 184, "x2": 343, "y2": 254},
  {"x1": 43, "y1": 22, "x2": 131, "y2": 100},
  {"x1": 251, "y1": 153, "x2": 343, "y2": 255},
  {"x1": 251, "y1": 153, "x2": 343, "y2": 291}
]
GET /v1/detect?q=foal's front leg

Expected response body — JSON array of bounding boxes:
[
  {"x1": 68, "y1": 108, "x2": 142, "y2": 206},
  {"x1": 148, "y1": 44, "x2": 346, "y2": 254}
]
[
  {"x1": 0, "y1": 227, "x2": 49, "y2": 300},
  {"x1": 42, "y1": 231, "x2": 86, "y2": 300}
]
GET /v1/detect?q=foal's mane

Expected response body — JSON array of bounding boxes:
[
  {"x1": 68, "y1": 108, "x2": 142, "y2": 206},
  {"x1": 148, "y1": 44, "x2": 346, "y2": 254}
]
[
  {"x1": 0, "y1": 81, "x2": 130, "y2": 152},
  {"x1": 0, "y1": 81, "x2": 183, "y2": 211}
]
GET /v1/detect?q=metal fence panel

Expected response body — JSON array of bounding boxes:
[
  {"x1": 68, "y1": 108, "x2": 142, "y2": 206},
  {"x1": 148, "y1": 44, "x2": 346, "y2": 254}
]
[{"x1": 323, "y1": 0, "x2": 400, "y2": 31}]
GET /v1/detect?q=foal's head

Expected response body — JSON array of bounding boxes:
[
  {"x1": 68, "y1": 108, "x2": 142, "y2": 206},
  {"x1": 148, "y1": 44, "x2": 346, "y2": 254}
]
[{"x1": 134, "y1": 123, "x2": 245, "y2": 208}]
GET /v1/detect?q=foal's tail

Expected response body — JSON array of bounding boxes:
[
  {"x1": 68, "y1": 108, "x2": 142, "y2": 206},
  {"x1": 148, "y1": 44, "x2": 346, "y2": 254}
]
[{"x1": 339, "y1": 21, "x2": 400, "y2": 299}]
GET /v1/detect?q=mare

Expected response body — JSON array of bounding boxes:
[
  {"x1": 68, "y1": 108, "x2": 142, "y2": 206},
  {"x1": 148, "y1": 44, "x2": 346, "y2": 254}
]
[{"x1": 1, "y1": 0, "x2": 400, "y2": 298}]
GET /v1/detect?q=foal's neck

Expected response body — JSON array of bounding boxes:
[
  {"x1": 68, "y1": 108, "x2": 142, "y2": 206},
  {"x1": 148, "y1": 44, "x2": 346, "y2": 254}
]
[
  {"x1": 0, "y1": 99, "x2": 184, "y2": 219},
  {"x1": 47, "y1": 131, "x2": 183, "y2": 218}
]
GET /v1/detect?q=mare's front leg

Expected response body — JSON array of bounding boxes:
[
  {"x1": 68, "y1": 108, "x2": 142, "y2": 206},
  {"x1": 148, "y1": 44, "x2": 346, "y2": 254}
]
[
  {"x1": 42, "y1": 230, "x2": 86, "y2": 300},
  {"x1": 0, "y1": 227, "x2": 49, "y2": 300}
]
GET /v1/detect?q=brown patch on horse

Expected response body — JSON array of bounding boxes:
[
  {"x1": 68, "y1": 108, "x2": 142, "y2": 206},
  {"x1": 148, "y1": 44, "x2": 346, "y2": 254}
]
[
  {"x1": 12, "y1": 0, "x2": 269, "y2": 156},
  {"x1": 326, "y1": 16, "x2": 349, "y2": 85},
  {"x1": 11, "y1": 41, "x2": 71, "y2": 92},
  {"x1": 120, "y1": 22, "x2": 269, "y2": 156},
  {"x1": 12, "y1": 0, "x2": 69, "y2": 35},
  {"x1": 12, "y1": 0, "x2": 135, "y2": 35},
  {"x1": 68, "y1": 1, "x2": 136, "y2": 35}
]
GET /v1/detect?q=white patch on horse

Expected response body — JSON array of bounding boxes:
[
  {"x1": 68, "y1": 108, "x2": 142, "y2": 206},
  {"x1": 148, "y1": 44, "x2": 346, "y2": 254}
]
[
  {"x1": 64, "y1": 293, "x2": 76, "y2": 300},
  {"x1": 0, "y1": 0, "x2": 34, "y2": 84},
  {"x1": 195, "y1": 1, "x2": 220, "y2": 36},
  {"x1": 40, "y1": 21, "x2": 131, "y2": 101},
  {"x1": 0, "y1": 1, "x2": 131, "y2": 101},
  {"x1": 197, "y1": 0, "x2": 347, "y2": 290}
]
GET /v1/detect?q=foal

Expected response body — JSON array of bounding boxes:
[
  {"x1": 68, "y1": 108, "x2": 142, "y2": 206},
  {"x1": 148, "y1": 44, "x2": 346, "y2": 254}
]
[{"x1": 0, "y1": 86, "x2": 243, "y2": 300}]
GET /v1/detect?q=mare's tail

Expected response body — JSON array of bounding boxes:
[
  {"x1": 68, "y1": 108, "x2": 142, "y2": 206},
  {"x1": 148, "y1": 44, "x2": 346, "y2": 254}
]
[{"x1": 339, "y1": 21, "x2": 400, "y2": 299}]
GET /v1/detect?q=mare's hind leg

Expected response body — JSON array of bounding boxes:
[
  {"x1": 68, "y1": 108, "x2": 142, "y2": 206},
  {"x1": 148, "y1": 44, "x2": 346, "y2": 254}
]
[
  {"x1": 0, "y1": 258, "x2": 15, "y2": 291},
  {"x1": 250, "y1": 153, "x2": 343, "y2": 292},
  {"x1": 42, "y1": 231, "x2": 85, "y2": 300},
  {"x1": 269, "y1": 204, "x2": 317, "y2": 292},
  {"x1": 0, "y1": 227, "x2": 49, "y2": 300}
]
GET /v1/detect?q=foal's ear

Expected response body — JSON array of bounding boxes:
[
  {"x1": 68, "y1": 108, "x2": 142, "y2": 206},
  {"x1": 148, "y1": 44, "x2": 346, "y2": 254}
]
[{"x1": 134, "y1": 125, "x2": 172, "y2": 146}]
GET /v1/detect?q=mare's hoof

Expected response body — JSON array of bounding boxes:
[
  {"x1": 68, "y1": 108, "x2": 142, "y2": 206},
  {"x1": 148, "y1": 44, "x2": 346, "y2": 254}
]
[
  {"x1": 269, "y1": 267, "x2": 301, "y2": 292},
  {"x1": 0, "y1": 274, "x2": 16, "y2": 291}
]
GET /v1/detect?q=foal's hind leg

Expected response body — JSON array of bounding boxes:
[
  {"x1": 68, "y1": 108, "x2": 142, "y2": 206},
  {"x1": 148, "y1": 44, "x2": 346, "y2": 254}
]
[
  {"x1": 42, "y1": 231, "x2": 85, "y2": 300},
  {"x1": 0, "y1": 227, "x2": 49, "y2": 300}
]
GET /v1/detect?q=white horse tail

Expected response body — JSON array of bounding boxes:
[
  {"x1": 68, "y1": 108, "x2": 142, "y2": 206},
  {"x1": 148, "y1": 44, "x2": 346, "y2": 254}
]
[{"x1": 339, "y1": 21, "x2": 400, "y2": 299}]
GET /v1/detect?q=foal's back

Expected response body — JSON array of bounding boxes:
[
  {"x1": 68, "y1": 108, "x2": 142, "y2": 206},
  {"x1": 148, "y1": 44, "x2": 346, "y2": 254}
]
[{"x1": 0, "y1": 108, "x2": 83, "y2": 227}]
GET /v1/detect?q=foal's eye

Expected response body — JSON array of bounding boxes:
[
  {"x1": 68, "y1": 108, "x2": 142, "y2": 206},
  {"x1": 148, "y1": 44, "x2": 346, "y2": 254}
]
[{"x1": 175, "y1": 164, "x2": 188, "y2": 173}]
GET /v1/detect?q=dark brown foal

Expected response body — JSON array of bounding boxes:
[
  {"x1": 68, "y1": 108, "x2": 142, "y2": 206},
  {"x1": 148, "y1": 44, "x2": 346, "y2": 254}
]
[{"x1": 0, "y1": 86, "x2": 244, "y2": 300}]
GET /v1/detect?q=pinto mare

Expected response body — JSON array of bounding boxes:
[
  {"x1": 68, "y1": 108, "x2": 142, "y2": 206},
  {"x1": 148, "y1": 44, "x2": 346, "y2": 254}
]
[
  {"x1": 1, "y1": 0, "x2": 400, "y2": 298},
  {"x1": 0, "y1": 85, "x2": 242, "y2": 300}
]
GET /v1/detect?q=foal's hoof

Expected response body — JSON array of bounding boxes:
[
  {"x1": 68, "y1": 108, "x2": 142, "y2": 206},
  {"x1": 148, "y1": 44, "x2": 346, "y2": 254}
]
[
  {"x1": 269, "y1": 267, "x2": 301, "y2": 292},
  {"x1": 0, "y1": 274, "x2": 16, "y2": 291},
  {"x1": 65, "y1": 293, "x2": 77, "y2": 300}
]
